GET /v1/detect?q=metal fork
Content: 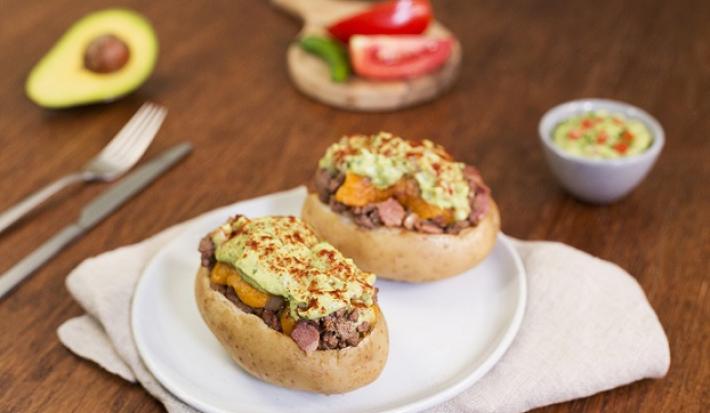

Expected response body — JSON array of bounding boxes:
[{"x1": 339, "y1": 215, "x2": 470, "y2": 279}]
[{"x1": 0, "y1": 102, "x2": 167, "y2": 234}]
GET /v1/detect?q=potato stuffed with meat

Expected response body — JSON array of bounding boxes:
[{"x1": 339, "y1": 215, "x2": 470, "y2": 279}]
[
  {"x1": 196, "y1": 215, "x2": 388, "y2": 394},
  {"x1": 302, "y1": 132, "x2": 500, "y2": 282}
]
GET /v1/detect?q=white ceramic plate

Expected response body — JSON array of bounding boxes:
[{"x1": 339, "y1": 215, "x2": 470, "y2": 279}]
[{"x1": 132, "y1": 187, "x2": 526, "y2": 413}]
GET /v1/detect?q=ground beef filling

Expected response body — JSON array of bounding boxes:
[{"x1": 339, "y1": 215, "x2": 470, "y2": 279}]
[
  {"x1": 198, "y1": 239, "x2": 373, "y2": 352},
  {"x1": 312, "y1": 165, "x2": 491, "y2": 235}
]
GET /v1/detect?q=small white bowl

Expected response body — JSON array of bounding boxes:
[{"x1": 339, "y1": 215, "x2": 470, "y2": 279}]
[{"x1": 538, "y1": 98, "x2": 664, "y2": 204}]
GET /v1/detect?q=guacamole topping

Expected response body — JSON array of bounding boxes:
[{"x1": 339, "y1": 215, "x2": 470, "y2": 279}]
[
  {"x1": 211, "y1": 216, "x2": 376, "y2": 322},
  {"x1": 552, "y1": 111, "x2": 652, "y2": 159},
  {"x1": 318, "y1": 132, "x2": 471, "y2": 221}
]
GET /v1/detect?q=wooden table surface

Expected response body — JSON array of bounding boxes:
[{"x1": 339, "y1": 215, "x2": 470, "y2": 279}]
[{"x1": 1, "y1": 0, "x2": 707, "y2": 411}]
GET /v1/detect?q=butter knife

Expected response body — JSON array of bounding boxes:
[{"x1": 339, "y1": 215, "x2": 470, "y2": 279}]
[{"x1": 0, "y1": 142, "x2": 192, "y2": 300}]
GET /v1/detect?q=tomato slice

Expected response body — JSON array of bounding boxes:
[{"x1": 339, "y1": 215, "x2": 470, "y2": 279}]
[
  {"x1": 327, "y1": 0, "x2": 432, "y2": 43},
  {"x1": 350, "y1": 35, "x2": 454, "y2": 80}
]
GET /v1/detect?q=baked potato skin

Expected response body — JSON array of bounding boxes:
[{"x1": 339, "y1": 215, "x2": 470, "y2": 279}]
[
  {"x1": 301, "y1": 193, "x2": 501, "y2": 282},
  {"x1": 195, "y1": 267, "x2": 389, "y2": 394}
]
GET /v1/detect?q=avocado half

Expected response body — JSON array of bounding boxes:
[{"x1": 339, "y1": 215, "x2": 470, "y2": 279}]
[{"x1": 26, "y1": 8, "x2": 158, "y2": 108}]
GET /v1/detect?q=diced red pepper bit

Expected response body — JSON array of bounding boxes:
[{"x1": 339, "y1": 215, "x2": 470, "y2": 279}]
[
  {"x1": 567, "y1": 130, "x2": 581, "y2": 140},
  {"x1": 597, "y1": 132, "x2": 608, "y2": 144},
  {"x1": 621, "y1": 131, "x2": 634, "y2": 143},
  {"x1": 613, "y1": 142, "x2": 629, "y2": 154},
  {"x1": 581, "y1": 119, "x2": 593, "y2": 129}
]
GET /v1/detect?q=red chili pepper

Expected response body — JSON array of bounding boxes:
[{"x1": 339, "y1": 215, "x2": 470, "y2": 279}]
[
  {"x1": 327, "y1": 0, "x2": 432, "y2": 43},
  {"x1": 581, "y1": 119, "x2": 593, "y2": 129},
  {"x1": 597, "y1": 133, "x2": 608, "y2": 144}
]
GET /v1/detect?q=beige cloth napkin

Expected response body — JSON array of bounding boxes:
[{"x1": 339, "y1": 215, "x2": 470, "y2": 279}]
[{"x1": 57, "y1": 191, "x2": 670, "y2": 413}]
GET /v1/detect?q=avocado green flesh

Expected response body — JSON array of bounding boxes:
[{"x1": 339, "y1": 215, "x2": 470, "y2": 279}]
[
  {"x1": 211, "y1": 216, "x2": 376, "y2": 323},
  {"x1": 26, "y1": 8, "x2": 158, "y2": 108}
]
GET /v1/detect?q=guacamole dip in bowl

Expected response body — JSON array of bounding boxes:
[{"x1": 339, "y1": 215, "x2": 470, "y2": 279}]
[
  {"x1": 552, "y1": 111, "x2": 653, "y2": 159},
  {"x1": 539, "y1": 99, "x2": 664, "y2": 204}
]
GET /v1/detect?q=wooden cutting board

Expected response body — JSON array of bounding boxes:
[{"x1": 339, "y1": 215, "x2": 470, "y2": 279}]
[{"x1": 272, "y1": 0, "x2": 461, "y2": 112}]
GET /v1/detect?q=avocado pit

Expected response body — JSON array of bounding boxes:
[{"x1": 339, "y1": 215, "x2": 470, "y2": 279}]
[{"x1": 84, "y1": 34, "x2": 130, "y2": 73}]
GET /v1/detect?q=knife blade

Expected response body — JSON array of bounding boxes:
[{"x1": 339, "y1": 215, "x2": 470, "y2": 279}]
[{"x1": 0, "y1": 142, "x2": 192, "y2": 300}]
